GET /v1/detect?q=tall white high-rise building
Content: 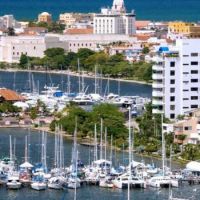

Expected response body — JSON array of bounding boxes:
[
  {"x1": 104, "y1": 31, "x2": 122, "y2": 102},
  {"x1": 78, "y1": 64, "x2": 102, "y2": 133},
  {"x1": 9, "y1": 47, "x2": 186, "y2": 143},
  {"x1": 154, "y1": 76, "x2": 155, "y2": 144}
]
[
  {"x1": 94, "y1": 0, "x2": 136, "y2": 35},
  {"x1": 152, "y1": 39, "x2": 200, "y2": 120}
]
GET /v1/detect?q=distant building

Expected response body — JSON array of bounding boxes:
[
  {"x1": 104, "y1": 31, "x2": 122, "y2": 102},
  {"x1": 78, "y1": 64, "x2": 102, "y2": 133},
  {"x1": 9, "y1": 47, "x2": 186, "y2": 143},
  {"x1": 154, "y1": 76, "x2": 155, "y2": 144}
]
[
  {"x1": 0, "y1": 35, "x2": 67, "y2": 63},
  {"x1": 94, "y1": 0, "x2": 136, "y2": 35},
  {"x1": 60, "y1": 33, "x2": 136, "y2": 53},
  {"x1": 0, "y1": 15, "x2": 21, "y2": 29},
  {"x1": 38, "y1": 12, "x2": 52, "y2": 24},
  {"x1": 174, "y1": 117, "x2": 200, "y2": 145},
  {"x1": 152, "y1": 39, "x2": 200, "y2": 119},
  {"x1": 168, "y1": 21, "x2": 200, "y2": 39},
  {"x1": 59, "y1": 13, "x2": 94, "y2": 29}
]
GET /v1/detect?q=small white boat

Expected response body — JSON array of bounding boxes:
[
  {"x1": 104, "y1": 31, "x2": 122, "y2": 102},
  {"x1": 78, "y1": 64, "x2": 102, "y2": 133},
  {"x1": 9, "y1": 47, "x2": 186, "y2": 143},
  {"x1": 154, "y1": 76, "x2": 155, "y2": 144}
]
[
  {"x1": 67, "y1": 177, "x2": 81, "y2": 189},
  {"x1": 31, "y1": 181, "x2": 47, "y2": 191},
  {"x1": 148, "y1": 175, "x2": 178, "y2": 188},
  {"x1": 48, "y1": 177, "x2": 64, "y2": 190},
  {"x1": 7, "y1": 177, "x2": 22, "y2": 189}
]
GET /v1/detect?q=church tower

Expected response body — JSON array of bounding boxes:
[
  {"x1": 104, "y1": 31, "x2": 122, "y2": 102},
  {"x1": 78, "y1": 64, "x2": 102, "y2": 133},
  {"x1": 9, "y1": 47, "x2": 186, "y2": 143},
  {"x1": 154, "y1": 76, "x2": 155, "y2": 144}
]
[{"x1": 112, "y1": 0, "x2": 126, "y2": 13}]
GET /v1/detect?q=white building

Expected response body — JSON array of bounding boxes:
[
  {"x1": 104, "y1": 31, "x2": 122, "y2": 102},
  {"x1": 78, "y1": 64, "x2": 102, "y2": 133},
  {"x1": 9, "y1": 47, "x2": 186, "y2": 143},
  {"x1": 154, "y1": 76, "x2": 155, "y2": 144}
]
[
  {"x1": 0, "y1": 35, "x2": 67, "y2": 63},
  {"x1": 94, "y1": 0, "x2": 136, "y2": 35},
  {"x1": 60, "y1": 34, "x2": 136, "y2": 52},
  {"x1": 0, "y1": 15, "x2": 21, "y2": 29},
  {"x1": 152, "y1": 39, "x2": 200, "y2": 119}
]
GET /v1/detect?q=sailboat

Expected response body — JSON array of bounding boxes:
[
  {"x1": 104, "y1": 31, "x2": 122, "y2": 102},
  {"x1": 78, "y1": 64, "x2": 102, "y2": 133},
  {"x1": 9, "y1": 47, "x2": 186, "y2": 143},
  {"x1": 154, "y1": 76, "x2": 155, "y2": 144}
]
[
  {"x1": 148, "y1": 115, "x2": 178, "y2": 188},
  {"x1": 31, "y1": 131, "x2": 48, "y2": 191},
  {"x1": 6, "y1": 135, "x2": 22, "y2": 190},
  {"x1": 19, "y1": 134, "x2": 33, "y2": 185},
  {"x1": 67, "y1": 120, "x2": 81, "y2": 189},
  {"x1": 48, "y1": 126, "x2": 66, "y2": 190}
]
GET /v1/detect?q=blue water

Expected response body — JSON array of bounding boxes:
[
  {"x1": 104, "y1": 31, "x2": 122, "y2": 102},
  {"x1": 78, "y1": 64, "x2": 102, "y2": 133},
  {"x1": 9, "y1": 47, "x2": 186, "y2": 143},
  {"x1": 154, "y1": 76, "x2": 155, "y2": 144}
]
[
  {"x1": 0, "y1": 0, "x2": 199, "y2": 21},
  {"x1": 0, "y1": 71, "x2": 152, "y2": 97}
]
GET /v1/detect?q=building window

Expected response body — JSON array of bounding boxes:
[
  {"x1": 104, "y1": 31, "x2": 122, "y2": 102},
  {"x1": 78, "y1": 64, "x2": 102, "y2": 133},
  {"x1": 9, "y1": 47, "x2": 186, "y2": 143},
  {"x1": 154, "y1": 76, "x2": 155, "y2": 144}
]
[
  {"x1": 170, "y1": 88, "x2": 175, "y2": 93},
  {"x1": 191, "y1": 96, "x2": 198, "y2": 100},
  {"x1": 170, "y1": 61, "x2": 175, "y2": 67},
  {"x1": 170, "y1": 105, "x2": 175, "y2": 110},
  {"x1": 183, "y1": 98, "x2": 189, "y2": 100},
  {"x1": 13, "y1": 46, "x2": 15, "y2": 50},
  {"x1": 183, "y1": 63, "x2": 189, "y2": 66},
  {"x1": 34, "y1": 46, "x2": 36, "y2": 50},
  {"x1": 191, "y1": 79, "x2": 198, "y2": 83},
  {"x1": 170, "y1": 70, "x2": 175, "y2": 76},
  {"x1": 183, "y1": 107, "x2": 189, "y2": 109},
  {"x1": 183, "y1": 89, "x2": 189, "y2": 92},
  {"x1": 191, "y1": 53, "x2": 198, "y2": 57},
  {"x1": 191, "y1": 70, "x2": 198, "y2": 74},
  {"x1": 170, "y1": 79, "x2": 175, "y2": 84},
  {"x1": 170, "y1": 96, "x2": 175, "y2": 101},
  {"x1": 184, "y1": 126, "x2": 192, "y2": 131},
  {"x1": 191, "y1": 87, "x2": 198, "y2": 91},
  {"x1": 191, "y1": 105, "x2": 198, "y2": 109},
  {"x1": 191, "y1": 61, "x2": 198, "y2": 65},
  {"x1": 183, "y1": 72, "x2": 189, "y2": 74},
  {"x1": 170, "y1": 114, "x2": 175, "y2": 119}
]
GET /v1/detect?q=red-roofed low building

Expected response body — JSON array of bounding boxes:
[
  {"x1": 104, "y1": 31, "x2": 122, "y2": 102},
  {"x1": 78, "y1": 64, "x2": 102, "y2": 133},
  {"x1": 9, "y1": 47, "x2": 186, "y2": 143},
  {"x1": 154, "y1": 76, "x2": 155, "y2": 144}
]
[
  {"x1": 135, "y1": 21, "x2": 151, "y2": 30},
  {"x1": 0, "y1": 88, "x2": 25, "y2": 102},
  {"x1": 64, "y1": 28, "x2": 93, "y2": 35}
]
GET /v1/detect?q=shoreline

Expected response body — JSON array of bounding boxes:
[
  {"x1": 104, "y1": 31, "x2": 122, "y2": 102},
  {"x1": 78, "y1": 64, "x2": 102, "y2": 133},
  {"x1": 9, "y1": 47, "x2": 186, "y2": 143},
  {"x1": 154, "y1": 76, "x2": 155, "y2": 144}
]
[{"x1": 0, "y1": 68, "x2": 152, "y2": 86}]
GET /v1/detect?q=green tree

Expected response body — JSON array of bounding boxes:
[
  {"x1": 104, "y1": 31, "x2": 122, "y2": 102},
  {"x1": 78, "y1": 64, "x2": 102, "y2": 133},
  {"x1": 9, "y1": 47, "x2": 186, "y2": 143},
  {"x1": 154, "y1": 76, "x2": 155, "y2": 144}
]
[
  {"x1": 44, "y1": 48, "x2": 65, "y2": 57},
  {"x1": 30, "y1": 107, "x2": 38, "y2": 120},
  {"x1": 6, "y1": 27, "x2": 15, "y2": 36},
  {"x1": 142, "y1": 47, "x2": 150, "y2": 54},
  {"x1": 19, "y1": 54, "x2": 28, "y2": 68}
]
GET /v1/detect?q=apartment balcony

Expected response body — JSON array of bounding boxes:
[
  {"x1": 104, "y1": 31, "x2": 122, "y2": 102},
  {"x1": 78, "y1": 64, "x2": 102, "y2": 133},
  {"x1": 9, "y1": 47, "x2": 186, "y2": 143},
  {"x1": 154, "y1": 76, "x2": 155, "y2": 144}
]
[
  {"x1": 152, "y1": 99, "x2": 164, "y2": 105},
  {"x1": 152, "y1": 65, "x2": 164, "y2": 71},
  {"x1": 152, "y1": 90, "x2": 164, "y2": 97},
  {"x1": 152, "y1": 82, "x2": 164, "y2": 89},
  {"x1": 152, "y1": 73, "x2": 164, "y2": 80}
]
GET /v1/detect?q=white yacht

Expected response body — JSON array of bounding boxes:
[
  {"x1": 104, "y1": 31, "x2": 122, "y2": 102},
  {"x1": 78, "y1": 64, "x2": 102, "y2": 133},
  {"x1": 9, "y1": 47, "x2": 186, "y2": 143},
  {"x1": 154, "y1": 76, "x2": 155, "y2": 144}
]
[
  {"x1": 31, "y1": 181, "x2": 47, "y2": 191},
  {"x1": 148, "y1": 175, "x2": 178, "y2": 188},
  {"x1": 7, "y1": 176, "x2": 22, "y2": 189}
]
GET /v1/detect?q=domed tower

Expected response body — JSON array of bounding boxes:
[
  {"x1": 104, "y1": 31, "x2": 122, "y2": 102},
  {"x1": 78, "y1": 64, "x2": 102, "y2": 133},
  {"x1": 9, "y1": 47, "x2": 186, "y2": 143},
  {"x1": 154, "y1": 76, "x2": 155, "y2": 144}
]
[{"x1": 112, "y1": 0, "x2": 126, "y2": 13}]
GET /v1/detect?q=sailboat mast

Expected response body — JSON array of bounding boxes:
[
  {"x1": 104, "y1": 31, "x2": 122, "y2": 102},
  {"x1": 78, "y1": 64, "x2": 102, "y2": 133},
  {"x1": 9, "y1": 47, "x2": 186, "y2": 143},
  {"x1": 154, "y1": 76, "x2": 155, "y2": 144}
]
[
  {"x1": 110, "y1": 135, "x2": 113, "y2": 163},
  {"x1": 9, "y1": 135, "x2": 13, "y2": 161},
  {"x1": 94, "y1": 124, "x2": 98, "y2": 162},
  {"x1": 77, "y1": 58, "x2": 81, "y2": 94},
  {"x1": 67, "y1": 68, "x2": 71, "y2": 94},
  {"x1": 100, "y1": 118, "x2": 103, "y2": 160},
  {"x1": 128, "y1": 107, "x2": 131, "y2": 200},
  {"x1": 118, "y1": 80, "x2": 120, "y2": 96},
  {"x1": 25, "y1": 136, "x2": 28, "y2": 163},
  {"x1": 104, "y1": 127, "x2": 107, "y2": 160}
]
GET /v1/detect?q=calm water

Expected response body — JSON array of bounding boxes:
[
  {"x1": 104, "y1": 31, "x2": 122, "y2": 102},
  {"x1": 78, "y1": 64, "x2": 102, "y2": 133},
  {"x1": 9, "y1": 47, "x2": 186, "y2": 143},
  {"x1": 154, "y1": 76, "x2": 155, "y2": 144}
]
[
  {"x1": 0, "y1": 128, "x2": 197, "y2": 200},
  {"x1": 0, "y1": 71, "x2": 152, "y2": 97},
  {"x1": 0, "y1": 0, "x2": 199, "y2": 21}
]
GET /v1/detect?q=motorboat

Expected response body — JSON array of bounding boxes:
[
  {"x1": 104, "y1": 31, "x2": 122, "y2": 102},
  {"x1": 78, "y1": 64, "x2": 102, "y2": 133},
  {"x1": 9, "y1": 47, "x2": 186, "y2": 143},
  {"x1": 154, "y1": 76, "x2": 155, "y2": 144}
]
[
  {"x1": 31, "y1": 181, "x2": 47, "y2": 191},
  {"x1": 7, "y1": 176, "x2": 22, "y2": 189}
]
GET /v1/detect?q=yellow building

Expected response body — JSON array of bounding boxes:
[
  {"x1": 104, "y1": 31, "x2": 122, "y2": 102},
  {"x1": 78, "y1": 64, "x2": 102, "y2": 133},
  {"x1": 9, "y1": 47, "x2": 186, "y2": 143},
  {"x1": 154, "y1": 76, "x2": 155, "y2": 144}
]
[
  {"x1": 168, "y1": 21, "x2": 191, "y2": 34},
  {"x1": 168, "y1": 21, "x2": 200, "y2": 38},
  {"x1": 38, "y1": 12, "x2": 52, "y2": 24}
]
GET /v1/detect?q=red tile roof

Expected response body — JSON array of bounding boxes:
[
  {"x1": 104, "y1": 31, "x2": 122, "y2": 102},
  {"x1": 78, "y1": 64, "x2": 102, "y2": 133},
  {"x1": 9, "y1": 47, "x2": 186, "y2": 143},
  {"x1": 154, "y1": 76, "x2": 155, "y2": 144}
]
[
  {"x1": 0, "y1": 88, "x2": 25, "y2": 101},
  {"x1": 65, "y1": 28, "x2": 93, "y2": 35}
]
